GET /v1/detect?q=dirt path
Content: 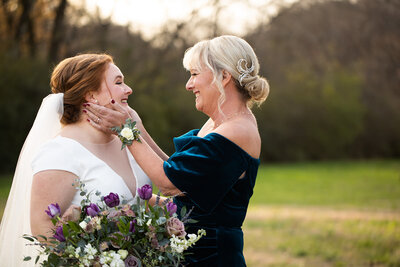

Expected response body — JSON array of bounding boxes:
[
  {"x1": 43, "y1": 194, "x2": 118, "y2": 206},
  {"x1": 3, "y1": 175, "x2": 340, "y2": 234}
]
[{"x1": 246, "y1": 205, "x2": 400, "y2": 221}]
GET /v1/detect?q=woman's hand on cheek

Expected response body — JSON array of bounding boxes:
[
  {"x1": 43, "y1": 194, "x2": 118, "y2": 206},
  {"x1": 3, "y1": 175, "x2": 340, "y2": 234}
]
[{"x1": 83, "y1": 100, "x2": 131, "y2": 134}]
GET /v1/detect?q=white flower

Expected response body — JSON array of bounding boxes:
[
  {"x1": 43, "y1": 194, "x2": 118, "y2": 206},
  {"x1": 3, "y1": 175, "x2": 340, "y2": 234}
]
[
  {"x1": 110, "y1": 258, "x2": 125, "y2": 267},
  {"x1": 169, "y1": 229, "x2": 206, "y2": 254},
  {"x1": 118, "y1": 249, "x2": 128, "y2": 259},
  {"x1": 169, "y1": 235, "x2": 188, "y2": 253},
  {"x1": 79, "y1": 221, "x2": 88, "y2": 230},
  {"x1": 84, "y1": 243, "x2": 98, "y2": 257},
  {"x1": 120, "y1": 127, "x2": 134, "y2": 140},
  {"x1": 90, "y1": 216, "x2": 102, "y2": 230},
  {"x1": 65, "y1": 245, "x2": 75, "y2": 257},
  {"x1": 188, "y1": 234, "x2": 197, "y2": 242},
  {"x1": 74, "y1": 247, "x2": 82, "y2": 258}
]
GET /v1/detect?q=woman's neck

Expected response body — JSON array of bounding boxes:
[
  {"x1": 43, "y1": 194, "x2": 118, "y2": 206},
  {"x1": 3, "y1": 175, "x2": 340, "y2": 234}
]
[
  {"x1": 209, "y1": 92, "x2": 250, "y2": 128},
  {"x1": 60, "y1": 118, "x2": 114, "y2": 144}
]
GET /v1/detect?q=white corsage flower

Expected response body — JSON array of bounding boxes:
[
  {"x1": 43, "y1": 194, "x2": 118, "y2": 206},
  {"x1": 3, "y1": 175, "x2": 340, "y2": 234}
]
[{"x1": 120, "y1": 127, "x2": 134, "y2": 140}]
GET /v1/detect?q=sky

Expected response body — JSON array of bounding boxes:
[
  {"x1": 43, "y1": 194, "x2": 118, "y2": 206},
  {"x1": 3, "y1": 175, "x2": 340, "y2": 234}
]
[{"x1": 79, "y1": 0, "x2": 298, "y2": 39}]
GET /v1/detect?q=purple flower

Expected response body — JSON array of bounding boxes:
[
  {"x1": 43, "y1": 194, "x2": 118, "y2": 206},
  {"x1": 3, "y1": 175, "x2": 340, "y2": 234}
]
[
  {"x1": 45, "y1": 203, "x2": 61, "y2": 218},
  {"x1": 125, "y1": 255, "x2": 141, "y2": 267},
  {"x1": 137, "y1": 184, "x2": 152, "y2": 200},
  {"x1": 53, "y1": 226, "x2": 65, "y2": 242},
  {"x1": 129, "y1": 220, "x2": 136, "y2": 233},
  {"x1": 166, "y1": 202, "x2": 177, "y2": 216},
  {"x1": 86, "y1": 203, "x2": 100, "y2": 217},
  {"x1": 104, "y1": 192, "x2": 120, "y2": 208}
]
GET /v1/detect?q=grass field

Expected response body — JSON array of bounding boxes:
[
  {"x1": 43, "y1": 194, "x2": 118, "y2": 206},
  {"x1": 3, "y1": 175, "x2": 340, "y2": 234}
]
[
  {"x1": 244, "y1": 160, "x2": 400, "y2": 266},
  {"x1": 1, "y1": 160, "x2": 399, "y2": 266}
]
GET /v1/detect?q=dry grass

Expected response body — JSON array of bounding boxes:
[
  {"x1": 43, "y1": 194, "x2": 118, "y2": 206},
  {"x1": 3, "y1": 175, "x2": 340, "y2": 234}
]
[{"x1": 243, "y1": 206, "x2": 400, "y2": 267}]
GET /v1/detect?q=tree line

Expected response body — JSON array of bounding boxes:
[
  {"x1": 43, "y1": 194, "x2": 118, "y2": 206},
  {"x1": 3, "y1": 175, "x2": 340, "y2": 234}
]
[{"x1": 0, "y1": 0, "x2": 399, "y2": 172}]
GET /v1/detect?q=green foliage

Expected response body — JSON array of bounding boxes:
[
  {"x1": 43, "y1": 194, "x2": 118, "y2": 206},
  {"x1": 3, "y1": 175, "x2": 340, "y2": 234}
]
[
  {"x1": 0, "y1": 55, "x2": 50, "y2": 172},
  {"x1": 1, "y1": 0, "x2": 400, "y2": 173},
  {"x1": 259, "y1": 62, "x2": 365, "y2": 161}
]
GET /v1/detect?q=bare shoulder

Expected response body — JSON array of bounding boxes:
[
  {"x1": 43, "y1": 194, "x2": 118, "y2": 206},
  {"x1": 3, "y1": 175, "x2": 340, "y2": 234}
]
[{"x1": 213, "y1": 117, "x2": 261, "y2": 159}]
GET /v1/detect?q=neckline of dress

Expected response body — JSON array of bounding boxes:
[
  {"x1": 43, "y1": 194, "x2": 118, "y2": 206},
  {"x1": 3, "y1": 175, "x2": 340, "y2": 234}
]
[
  {"x1": 189, "y1": 129, "x2": 260, "y2": 161},
  {"x1": 55, "y1": 135, "x2": 138, "y2": 199}
]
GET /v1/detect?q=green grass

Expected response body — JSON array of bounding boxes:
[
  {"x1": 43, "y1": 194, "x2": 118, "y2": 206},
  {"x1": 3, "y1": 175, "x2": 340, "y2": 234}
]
[
  {"x1": 250, "y1": 160, "x2": 400, "y2": 211},
  {"x1": 1, "y1": 160, "x2": 400, "y2": 266},
  {"x1": 242, "y1": 159, "x2": 400, "y2": 266}
]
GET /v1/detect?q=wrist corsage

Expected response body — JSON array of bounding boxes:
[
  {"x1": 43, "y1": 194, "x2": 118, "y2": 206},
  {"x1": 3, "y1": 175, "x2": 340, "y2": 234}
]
[{"x1": 111, "y1": 118, "x2": 141, "y2": 149}]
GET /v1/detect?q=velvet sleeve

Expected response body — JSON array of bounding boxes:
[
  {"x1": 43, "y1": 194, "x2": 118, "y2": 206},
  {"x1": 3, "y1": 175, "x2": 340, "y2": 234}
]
[{"x1": 163, "y1": 133, "x2": 248, "y2": 213}]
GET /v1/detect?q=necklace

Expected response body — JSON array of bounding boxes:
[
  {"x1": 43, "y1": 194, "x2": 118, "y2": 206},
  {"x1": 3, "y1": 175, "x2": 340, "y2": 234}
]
[{"x1": 213, "y1": 110, "x2": 253, "y2": 128}]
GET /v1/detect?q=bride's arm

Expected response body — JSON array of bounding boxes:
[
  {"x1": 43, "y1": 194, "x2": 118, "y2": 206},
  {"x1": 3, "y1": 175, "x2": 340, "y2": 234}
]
[{"x1": 31, "y1": 170, "x2": 77, "y2": 240}]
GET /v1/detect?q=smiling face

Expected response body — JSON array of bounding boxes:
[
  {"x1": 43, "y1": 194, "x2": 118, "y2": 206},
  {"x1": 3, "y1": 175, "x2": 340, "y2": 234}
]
[
  {"x1": 94, "y1": 63, "x2": 132, "y2": 107},
  {"x1": 186, "y1": 66, "x2": 220, "y2": 116}
]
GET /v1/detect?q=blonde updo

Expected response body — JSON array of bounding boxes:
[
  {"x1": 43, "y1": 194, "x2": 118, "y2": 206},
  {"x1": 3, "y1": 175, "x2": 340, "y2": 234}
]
[
  {"x1": 183, "y1": 35, "x2": 269, "y2": 107},
  {"x1": 50, "y1": 54, "x2": 113, "y2": 124}
]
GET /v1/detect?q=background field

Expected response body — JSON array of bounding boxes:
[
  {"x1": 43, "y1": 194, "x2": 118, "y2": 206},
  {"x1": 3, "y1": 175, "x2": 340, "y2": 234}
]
[{"x1": 1, "y1": 160, "x2": 399, "y2": 266}]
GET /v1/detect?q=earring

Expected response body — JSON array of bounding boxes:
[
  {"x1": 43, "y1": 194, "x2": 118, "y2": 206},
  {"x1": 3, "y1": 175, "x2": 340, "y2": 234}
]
[{"x1": 94, "y1": 99, "x2": 99, "y2": 104}]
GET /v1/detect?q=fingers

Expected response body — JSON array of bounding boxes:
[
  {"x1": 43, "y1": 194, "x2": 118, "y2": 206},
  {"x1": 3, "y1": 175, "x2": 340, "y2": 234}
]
[
  {"x1": 83, "y1": 103, "x2": 109, "y2": 118},
  {"x1": 83, "y1": 109, "x2": 100, "y2": 124},
  {"x1": 110, "y1": 99, "x2": 129, "y2": 114},
  {"x1": 84, "y1": 101, "x2": 130, "y2": 126},
  {"x1": 87, "y1": 117, "x2": 113, "y2": 135}
]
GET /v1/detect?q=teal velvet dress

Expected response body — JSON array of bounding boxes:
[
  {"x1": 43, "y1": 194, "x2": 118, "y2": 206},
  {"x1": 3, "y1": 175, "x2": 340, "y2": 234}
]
[{"x1": 163, "y1": 129, "x2": 260, "y2": 267}]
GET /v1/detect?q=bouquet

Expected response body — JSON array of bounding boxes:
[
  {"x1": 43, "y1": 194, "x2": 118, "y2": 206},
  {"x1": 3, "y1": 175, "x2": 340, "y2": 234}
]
[{"x1": 24, "y1": 181, "x2": 205, "y2": 267}]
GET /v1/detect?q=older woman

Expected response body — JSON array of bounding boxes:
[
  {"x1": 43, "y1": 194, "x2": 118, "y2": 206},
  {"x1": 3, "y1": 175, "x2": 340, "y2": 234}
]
[{"x1": 85, "y1": 35, "x2": 269, "y2": 266}]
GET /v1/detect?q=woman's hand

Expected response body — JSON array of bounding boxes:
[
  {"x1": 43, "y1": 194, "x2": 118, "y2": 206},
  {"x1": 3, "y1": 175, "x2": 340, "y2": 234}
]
[
  {"x1": 59, "y1": 205, "x2": 81, "y2": 224},
  {"x1": 127, "y1": 106, "x2": 143, "y2": 126},
  {"x1": 83, "y1": 100, "x2": 132, "y2": 135}
]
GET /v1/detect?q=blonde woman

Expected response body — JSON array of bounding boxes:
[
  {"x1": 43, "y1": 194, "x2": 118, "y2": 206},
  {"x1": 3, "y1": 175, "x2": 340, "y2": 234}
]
[{"x1": 86, "y1": 35, "x2": 269, "y2": 266}]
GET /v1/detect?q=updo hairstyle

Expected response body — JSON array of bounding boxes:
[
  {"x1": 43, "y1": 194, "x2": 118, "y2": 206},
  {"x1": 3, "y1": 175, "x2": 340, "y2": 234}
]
[
  {"x1": 50, "y1": 54, "x2": 113, "y2": 124},
  {"x1": 183, "y1": 35, "x2": 269, "y2": 107}
]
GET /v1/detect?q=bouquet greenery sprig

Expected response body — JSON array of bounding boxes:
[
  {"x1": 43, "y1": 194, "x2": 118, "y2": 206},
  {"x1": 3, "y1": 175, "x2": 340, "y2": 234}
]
[{"x1": 24, "y1": 181, "x2": 205, "y2": 267}]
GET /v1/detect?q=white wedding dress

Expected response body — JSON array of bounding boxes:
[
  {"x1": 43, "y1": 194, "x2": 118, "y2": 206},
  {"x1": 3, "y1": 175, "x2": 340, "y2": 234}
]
[
  {"x1": 0, "y1": 94, "x2": 151, "y2": 266},
  {"x1": 32, "y1": 136, "x2": 151, "y2": 206}
]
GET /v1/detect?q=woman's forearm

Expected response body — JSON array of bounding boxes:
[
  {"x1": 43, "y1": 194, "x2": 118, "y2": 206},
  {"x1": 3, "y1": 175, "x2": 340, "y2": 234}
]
[
  {"x1": 137, "y1": 124, "x2": 169, "y2": 161},
  {"x1": 127, "y1": 137, "x2": 179, "y2": 196}
]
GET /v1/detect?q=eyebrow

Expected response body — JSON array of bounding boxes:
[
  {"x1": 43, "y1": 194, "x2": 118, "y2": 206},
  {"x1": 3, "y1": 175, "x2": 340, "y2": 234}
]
[{"x1": 114, "y1": 75, "x2": 124, "y2": 80}]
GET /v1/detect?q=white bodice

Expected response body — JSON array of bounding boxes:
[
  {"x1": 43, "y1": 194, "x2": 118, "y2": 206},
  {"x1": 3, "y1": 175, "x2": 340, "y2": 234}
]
[{"x1": 32, "y1": 136, "x2": 151, "y2": 205}]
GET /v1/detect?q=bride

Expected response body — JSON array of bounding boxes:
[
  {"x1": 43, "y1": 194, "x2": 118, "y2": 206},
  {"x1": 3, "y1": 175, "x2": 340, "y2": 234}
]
[{"x1": 0, "y1": 54, "x2": 157, "y2": 266}]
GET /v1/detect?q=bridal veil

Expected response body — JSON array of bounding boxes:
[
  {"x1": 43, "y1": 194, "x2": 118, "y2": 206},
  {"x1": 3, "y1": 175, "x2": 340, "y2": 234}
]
[{"x1": 0, "y1": 93, "x2": 63, "y2": 266}]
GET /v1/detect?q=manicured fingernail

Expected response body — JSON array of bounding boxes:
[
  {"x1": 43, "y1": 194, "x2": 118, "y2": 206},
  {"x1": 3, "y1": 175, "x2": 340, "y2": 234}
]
[
  {"x1": 87, "y1": 119, "x2": 90, "y2": 122},
  {"x1": 82, "y1": 103, "x2": 87, "y2": 107},
  {"x1": 82, "y1": 109, "x2": 87, "y2": 113},
  {"x1": 86, "y1": 103, "x2": 90, "y2": 106},
  {"x1": 111, "y1": 99, "x2": 115, "y2": 104}
]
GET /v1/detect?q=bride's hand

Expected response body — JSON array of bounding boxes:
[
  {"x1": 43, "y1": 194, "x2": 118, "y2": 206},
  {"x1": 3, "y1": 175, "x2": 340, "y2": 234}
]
[
  {"x1": 83, "y1": 100, "x2": 132, "y2": 135},
  {"x1": 59, "y1": 205, "x2": 81, "y2": 225}
]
